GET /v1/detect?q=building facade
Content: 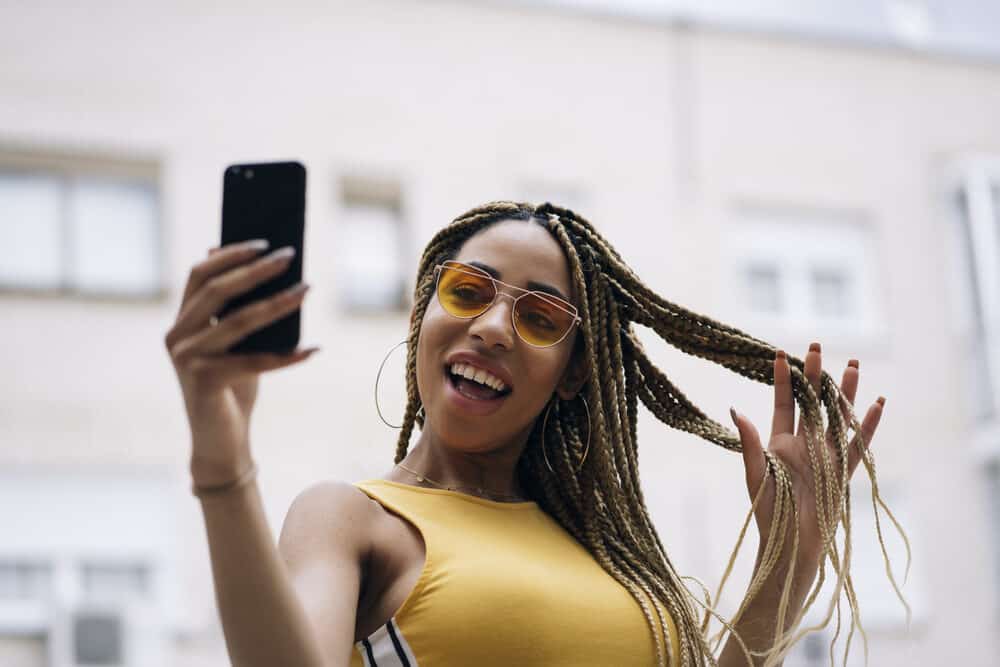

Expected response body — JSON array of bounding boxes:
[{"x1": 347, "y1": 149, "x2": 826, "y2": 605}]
[{"x1": 1, "y1": 1, "x2": 997, "y2": 665}]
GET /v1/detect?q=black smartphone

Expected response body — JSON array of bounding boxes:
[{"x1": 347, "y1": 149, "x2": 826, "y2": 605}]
[{"x1": 219, "y1": 160, "x2": 306, "y2": 354}]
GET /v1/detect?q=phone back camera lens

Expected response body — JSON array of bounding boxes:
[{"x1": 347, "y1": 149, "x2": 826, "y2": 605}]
[
  {"x1": 245, "y1": 169, "x2": 254, "y2": 179},
  {"x1": 232, "y1": 166, "x2": 241, "y2": 174}
]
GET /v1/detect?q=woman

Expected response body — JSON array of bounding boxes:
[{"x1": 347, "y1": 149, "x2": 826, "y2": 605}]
[{"x1": 165, "y1": 201, "x2": 907, "y2": 667}]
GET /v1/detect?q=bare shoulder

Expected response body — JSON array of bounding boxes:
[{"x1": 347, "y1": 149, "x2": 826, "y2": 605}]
[
  {"x1": 278, "y1": 480, "x2": 378, "y2": 566},
  {"x1": 277, "y1": 481, "x2": 380, "y2": 664}
]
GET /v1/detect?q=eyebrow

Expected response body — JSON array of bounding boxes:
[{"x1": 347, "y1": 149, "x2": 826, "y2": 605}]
[{"x1": 466, "y1": 261, "x2": 572, "y2": 304}]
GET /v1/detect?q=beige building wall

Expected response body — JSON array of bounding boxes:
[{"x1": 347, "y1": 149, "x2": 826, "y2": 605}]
[{"x1": 1, "y1": 1, "x2": 996, "y2": 665}]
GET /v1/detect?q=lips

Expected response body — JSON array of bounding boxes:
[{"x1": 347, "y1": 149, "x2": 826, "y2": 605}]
[
  {"x1": 441, "y1": 351, "x2": 515, "y2": 416},
  {"x1": 443, "y1": 368, "x2": 512, "y2": 416},
  {"x1": 443, "y1": 351, "x2": 515, "y2": 392}
]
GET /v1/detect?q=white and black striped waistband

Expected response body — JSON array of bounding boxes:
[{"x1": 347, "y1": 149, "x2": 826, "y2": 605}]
[{"x1": 358, "y1": 617, "x2": 419, "y2": 667}]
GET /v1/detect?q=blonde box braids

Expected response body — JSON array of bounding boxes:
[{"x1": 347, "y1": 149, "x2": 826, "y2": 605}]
[{"x1": 390, "y1": 201, "x2": 910, "y2": 667}]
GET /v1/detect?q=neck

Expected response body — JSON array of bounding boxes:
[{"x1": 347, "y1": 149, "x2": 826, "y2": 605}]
[{"x1": 392, "y1": 425, "x2": 531, "y2": 500}]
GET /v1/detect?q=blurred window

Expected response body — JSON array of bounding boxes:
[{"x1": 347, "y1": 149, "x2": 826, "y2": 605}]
[
  {"x1": 743, "y1": 263, "x2": 782, "y2": 314},
  {"x1": 335, "y1": 176, "x2": 407, "y2": 313},
  {"x1": 0, "y1": 151, "x2": 161, "y2": 298},
  {"x1": 0, "y1": 468, "x2": 174, "y2": 637},
  {"x1": 0, "y1": 560, "x2": 52, "y2": 600},
  {"x1": 809, "y1": 266, "x2": 852, "y2": 318},
  {"x1": 727, "y1": 206, "x2": 882, "y2": 338},
  {"x1": 952, "y1": 165, "x2": 999, "y2": 424},
  {"x1": 80, "y1": 562, "x2": 150, "y2": 601},
  {"x1": 74, "y1": 610, "x2": 123, "y2": 664},
  {"x1": 0, "y1": 173, "x2": 62, "y2": 288}
]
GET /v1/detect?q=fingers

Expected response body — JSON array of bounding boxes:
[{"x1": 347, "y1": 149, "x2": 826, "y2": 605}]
[
  {"x1": 841, "y1": 359, "x2": 859, "y2": 407},
  {"x1": 179, "y1": 239, "x2": 271, "y2": 308},
  {"x1": 847, "y1": 397, "x2": 885, "y2": 476},
  {"x1": 824, "y1": 358, "x2": 860, "y2": 446},
  {"x1": 835, "y1": 355, "x2": 884, "y2": 478},
  {"x1": 796, "y1": 342, "x2": 822, "y2": 437},
  {"x1": 731, "y1": 407, "x2": 766, "y2": 497},
  {"x1": 171, "y1": 246, "x2": 297, "y2": 344},
  {"x1": 167, "y1": 242, "x2": 267, "y2": 351},
  {"x1": 174, "y1": 282, "x2": 311, "y2": 359},
  {"x1": 772, "y1": 349, "x2": 794, "y2": 436},
  {"x1": 164, "y1": 242, "x2": 319, "y2": 394},
  {"x1": 181, "y1": 346, "x2": 321, "y2": 387}
]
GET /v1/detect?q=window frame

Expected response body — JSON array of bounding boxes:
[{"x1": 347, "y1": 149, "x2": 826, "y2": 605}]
[
  {"x1": 0, "y1": 145, "x2": 164, "y2": 301},
  {"x1": 334, "y1": 174, "x2": 410, "y2": 315},
  {"x1": 946, "y1": 157, "x2": 1000, "y2": 461},
  {"x1": 943, "y1": 156, "x2": 1000, "y2": 620},
  {"x1": 724, "y1": 202, "x2": 888, "y2": 347}
]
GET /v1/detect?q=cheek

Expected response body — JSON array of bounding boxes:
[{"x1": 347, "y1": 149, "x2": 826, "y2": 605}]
[
  {"x1": 415, "y1": 304, "x2": 457, "y2": 398},
  {"x1": 520, "y1": 350, "x2": 570, "y2": 397},
  {"x1": 418, "y1": 302, "x2": 458, "y2": 352}
]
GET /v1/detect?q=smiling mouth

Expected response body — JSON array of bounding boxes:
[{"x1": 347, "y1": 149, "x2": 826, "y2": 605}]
[{"x1": 443, "y1": 366, "x2": 513, "y2": 401}]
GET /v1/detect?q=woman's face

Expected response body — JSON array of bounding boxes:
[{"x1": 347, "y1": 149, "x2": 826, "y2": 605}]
[{"x1": 415, "y1": 219, "x2": 584, "y2": 453}]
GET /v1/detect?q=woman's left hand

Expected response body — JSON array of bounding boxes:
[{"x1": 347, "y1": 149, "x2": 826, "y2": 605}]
[{"x1": 729, "y1": 342, "x2": 886, "y2": 577}]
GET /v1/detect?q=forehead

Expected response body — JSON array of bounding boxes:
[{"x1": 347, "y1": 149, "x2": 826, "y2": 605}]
[{"x1": 453, "y1": 219, "x2": 572, "y2": 297}]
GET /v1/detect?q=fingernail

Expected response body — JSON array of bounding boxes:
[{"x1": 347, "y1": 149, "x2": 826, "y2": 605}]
[
  {"x1": 810, "y1": 342, "x2": 821, "y2": 353},
  {"x1": 876, "y1": 396, "x2": 886, "y2": 407},
  {"x1": 245, "y1": 239, "x2": 270, "y2": 250},
  {"x1": 304, "y1": 346, "x2": 321, "y2": 356},
  {"x1": 848, "y1": 359, "x2": 859, "y2": 369},
  {"x1": 775, "y1": 349, "x2": 786, "y2": 360},
  {"x1": 730, "y1": 406, "x2": 739, "y2": 426},
  {"x1": 270, "y1": 246, "x2": 296, "y2": 260}
]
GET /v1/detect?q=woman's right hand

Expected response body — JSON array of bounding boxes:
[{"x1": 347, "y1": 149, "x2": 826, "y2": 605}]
[{"x1": 164, "y1": 240, "x2": 318, "y2": 487}]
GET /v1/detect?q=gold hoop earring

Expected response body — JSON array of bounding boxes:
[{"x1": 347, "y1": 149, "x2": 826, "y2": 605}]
[
  {"x1": 541, "y1": 394, "x2": 590, "y2": 475},
  {"x1": 375, "y1": 338, "x2": 424, "y2": 429}
]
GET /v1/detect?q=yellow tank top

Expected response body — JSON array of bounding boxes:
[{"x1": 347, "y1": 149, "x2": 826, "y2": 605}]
[{"x1": 349, "y1": 479, "x2": 680, "y2": 667}]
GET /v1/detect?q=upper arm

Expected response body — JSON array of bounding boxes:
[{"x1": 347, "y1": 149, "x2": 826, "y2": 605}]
[{"x1": 278, "y1": 480, "x2": 373, "y2": 667}]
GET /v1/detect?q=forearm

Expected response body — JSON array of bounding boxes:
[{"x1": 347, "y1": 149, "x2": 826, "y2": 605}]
[
  {"x1": 717, "y1": 553, "x2": 818, "y2": 667},
  {"x1": 197, "y1": 472, "x2": 328, "y2": 667}
]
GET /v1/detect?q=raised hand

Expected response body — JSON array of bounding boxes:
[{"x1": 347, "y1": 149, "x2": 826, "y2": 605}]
[
  {"x1": 729, "y1": 342, "x2": 886, "y2": 572},
  {"x1": 163, "y1": 240, "x2": 318, "y2": 487}
]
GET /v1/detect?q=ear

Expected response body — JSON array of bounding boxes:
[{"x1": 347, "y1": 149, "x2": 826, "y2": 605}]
[{"x1": 555, "y1": 335, "x2": 589, "y2": 401}]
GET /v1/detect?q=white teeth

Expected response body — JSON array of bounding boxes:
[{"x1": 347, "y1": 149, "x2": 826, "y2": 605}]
[{"x1": 450, "y1": 362, "x2": 507, "y2": 392}]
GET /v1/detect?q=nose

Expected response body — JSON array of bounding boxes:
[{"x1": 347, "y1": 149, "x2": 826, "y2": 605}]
[{"x1": 467, "y1": 291, "x2": 516, "y2": 349}]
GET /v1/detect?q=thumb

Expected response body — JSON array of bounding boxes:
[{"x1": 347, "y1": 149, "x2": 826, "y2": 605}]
[{"x1": 731, "y1": 406, "x2": 766, "y2": 494}]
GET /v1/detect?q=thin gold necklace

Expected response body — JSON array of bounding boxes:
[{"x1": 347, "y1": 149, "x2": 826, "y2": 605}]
[{"x1": 395, "y1": 463, "x2": 529, "y2": 503}]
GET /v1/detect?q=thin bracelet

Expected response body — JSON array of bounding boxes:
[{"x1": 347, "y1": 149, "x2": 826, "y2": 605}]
[{"x1": 191, "y1": 462, "x2": 259, "y2": 499}]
